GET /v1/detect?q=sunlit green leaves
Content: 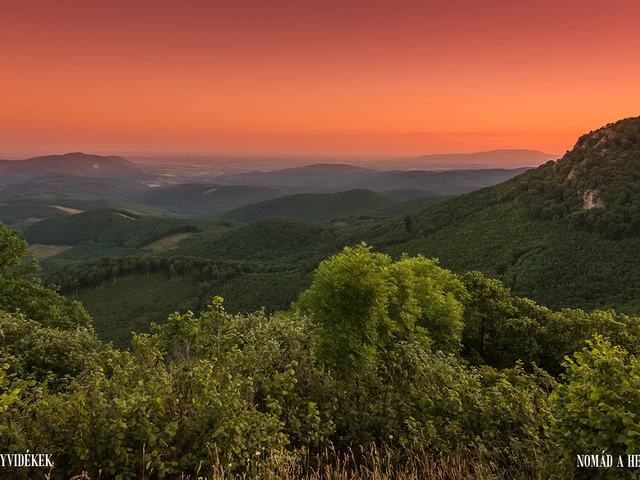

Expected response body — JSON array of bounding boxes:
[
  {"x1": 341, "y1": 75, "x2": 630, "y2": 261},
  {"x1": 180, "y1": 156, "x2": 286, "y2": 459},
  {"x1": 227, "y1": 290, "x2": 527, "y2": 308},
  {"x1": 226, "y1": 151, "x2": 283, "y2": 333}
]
[
  {"x1": 296, "y1": 243, "x2": 465, "y2": 377},
  {"x1": 551, "y1": 336, "x2": 640, "y2": 477}
]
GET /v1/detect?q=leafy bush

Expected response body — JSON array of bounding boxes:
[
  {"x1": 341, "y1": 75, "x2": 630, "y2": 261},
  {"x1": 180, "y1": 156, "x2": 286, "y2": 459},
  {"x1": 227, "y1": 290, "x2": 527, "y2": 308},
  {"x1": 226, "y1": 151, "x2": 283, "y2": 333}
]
[{"x1": 551, "y1": 336, "x2": 640, "y2": 478}]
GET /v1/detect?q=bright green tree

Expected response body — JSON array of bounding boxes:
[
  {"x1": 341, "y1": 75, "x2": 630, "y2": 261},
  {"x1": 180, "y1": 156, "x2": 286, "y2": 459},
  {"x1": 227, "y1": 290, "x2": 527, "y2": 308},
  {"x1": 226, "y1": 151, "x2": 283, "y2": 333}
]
[
  {"x1": 390, "y1": 253, "x2": 465, "y2": 352},
  {"x1": 295, "y1": 243, "x2": 465, "y2": 376},
  {"x1": 461, "y1": 272, "x2": 540, "y2": 369}
]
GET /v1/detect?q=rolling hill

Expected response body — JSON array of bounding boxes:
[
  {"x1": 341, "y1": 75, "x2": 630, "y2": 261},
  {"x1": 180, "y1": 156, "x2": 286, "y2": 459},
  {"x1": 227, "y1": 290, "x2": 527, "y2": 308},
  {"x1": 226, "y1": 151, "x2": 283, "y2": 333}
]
[
  {"x1": 19, "y1": 209, "x2": 227, "y2": 261},
  {"x1": 220, "y1": 189, "x2": 398, "y2": 223},
  {"x1": 213, "y1": 164, "x2": 532, "y2": 194},
  {"x1": 0, "y1": 152, "x2": 157, "y2": 185},
  {"x1": 137, "y1": 183, "x2": 285, "y2": 215},
  {"x1": 0, "y1": 174, "x2": 152, "y2": 203},
  {"x1": 0, "y1": 153, "x2": 169, "y2": 226},
  {"x1": 346, "y1": 116, "x2": 640, "y2": 314}
]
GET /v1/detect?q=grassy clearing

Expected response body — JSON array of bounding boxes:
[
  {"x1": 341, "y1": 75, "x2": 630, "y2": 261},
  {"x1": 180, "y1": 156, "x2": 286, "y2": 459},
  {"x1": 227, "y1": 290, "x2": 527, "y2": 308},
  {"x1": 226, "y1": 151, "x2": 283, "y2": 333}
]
[
  {"x1": 51, "y1": 205, "x2": 84, "y2": 214},
  {"x1": 115, "y1": 212, "x2": 137, "y2": 220},
  {"x1": 28, "y1": 244, "x2": 73, "y2": 259},
  {"x1": 144, "y1": 232, "x2": 193, "y2": 252}
]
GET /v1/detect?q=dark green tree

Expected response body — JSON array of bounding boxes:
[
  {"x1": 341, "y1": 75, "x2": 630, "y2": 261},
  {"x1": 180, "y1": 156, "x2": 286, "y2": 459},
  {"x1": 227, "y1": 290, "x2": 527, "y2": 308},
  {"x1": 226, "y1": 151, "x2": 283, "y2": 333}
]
[{"x1": 461, "y1": 271, "x2": 540, "y2": 368}]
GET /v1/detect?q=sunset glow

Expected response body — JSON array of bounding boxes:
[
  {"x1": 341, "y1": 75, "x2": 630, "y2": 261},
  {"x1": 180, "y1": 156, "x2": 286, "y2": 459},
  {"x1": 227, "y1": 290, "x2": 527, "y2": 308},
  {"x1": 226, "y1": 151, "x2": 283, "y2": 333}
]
[{"x1": 2, "y1": 0, "x2": 639, "y2": 160}]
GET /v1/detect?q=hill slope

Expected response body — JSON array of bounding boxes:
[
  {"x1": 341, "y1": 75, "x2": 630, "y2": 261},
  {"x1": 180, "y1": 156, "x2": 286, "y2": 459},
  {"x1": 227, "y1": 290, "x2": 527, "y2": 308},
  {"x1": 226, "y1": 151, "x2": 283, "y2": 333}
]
[
  {"x1": 349, "y1": 116, "x2": 640, "y2": 314},
  {"x1": 220, "y1": 189, "x2": 398, "y2": 223},
  {"x1": 0, "y1": 175, "x2": 151, "y2": 203},
  {"x1": 0, "y1": 152, "x2": 156, "y2": 185},
  {"x1": 19, "y1": 209, "x2": 223, "y2": 260},
  {"x1": 138, "y1": 183, "x2": 284, "y2": 215}
]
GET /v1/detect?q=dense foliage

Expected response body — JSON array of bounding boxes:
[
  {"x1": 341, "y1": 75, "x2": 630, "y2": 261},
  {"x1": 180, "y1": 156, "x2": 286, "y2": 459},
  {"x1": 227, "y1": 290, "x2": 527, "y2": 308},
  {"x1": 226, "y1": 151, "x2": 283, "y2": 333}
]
[
  {"x1": 295, "y1": 244, "x2": 465, "y2": 375},
  {"x1": 5, "y1": 118, "x2": 640, "y2": 478},
  {"x1": 461, "y1": 271, "x2": 640, "y2": 376},
  {"x1": 550, "y1": 337, "x2": 640, "y2": 479},
  {"x1": 5, "y1": 218, "x2": 640, "y2": 479}
]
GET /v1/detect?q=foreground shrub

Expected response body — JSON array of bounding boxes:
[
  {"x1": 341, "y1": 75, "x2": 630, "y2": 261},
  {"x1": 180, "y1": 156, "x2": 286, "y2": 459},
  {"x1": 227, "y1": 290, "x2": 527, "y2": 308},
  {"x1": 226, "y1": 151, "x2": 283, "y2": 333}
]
[{"x1": 551, "y1": 336, "x2": 640, "y2": 478}]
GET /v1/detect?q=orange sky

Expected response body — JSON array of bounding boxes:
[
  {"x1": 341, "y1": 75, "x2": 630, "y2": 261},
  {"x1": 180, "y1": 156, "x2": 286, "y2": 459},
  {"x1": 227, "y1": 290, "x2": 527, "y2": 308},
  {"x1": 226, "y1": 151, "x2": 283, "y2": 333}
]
[{"x1": 1, "y1": 0, "x2": 639, "y2": 160}]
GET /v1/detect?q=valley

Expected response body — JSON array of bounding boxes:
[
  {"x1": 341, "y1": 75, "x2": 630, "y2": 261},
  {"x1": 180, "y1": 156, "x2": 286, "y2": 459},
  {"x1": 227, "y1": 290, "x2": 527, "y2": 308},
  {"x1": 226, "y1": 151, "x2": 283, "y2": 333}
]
[
  {"x1": 4, "y1": 1, "x2": 637, "y2": 476},
  {"x1": 3, "y1": 118, "x2": 640, "y2": 478},
  {"x1": 3, "y1": 126, "x2": 640, "y2": 350}
]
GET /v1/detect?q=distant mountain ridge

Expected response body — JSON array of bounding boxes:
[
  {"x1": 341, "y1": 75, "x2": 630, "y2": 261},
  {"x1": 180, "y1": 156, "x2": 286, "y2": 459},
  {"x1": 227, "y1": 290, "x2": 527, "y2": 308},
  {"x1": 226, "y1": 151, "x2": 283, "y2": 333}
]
[
  {"x1": 405, "y1": 149, "x2": 557, "y2": 169},
  {"x1": 0, "y1": 152, "x2": 534, "y2": 223},
  {"x1": 0, "y1": 152, "x2": 156, "y2": 185},
  {"x1": 125, "y1": 149, "x2": 557, "y2": 170},
  {"x1": 214, "y1": 164, "x2": 530, "y2": 194},
  {"x1": 1, "y1": 152, "x2": 533, "y2": 195}
]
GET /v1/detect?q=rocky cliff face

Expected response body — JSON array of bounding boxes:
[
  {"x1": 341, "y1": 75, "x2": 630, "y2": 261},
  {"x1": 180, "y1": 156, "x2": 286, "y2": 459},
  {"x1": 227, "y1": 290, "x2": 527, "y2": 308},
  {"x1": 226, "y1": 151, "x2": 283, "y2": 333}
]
[
  {"x1": 484, "y1": 116, "x2": 640, "y2": 236},
  {"x1": 582, "y1": 189, "x2": 605, "y2": 210}
]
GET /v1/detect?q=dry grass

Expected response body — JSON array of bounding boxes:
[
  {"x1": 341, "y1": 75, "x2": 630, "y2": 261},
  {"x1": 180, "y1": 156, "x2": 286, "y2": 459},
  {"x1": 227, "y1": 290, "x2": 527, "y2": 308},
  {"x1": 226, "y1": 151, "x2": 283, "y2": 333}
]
[
  {"x1": 29, "y1": 244, "x2": 73, "y2": 259},
  {"x1": 144, "y1": 233, "x2": 193, "y2": 252},
  {"x1": 51, "y1": 205, "x2": 84, "y2": 214},
  {"x1": 177, "y1": 443, "x2": 545, "y2": 480},
  {"x1": 55, "y1": 442, "x2": 548, "y2": 479}
]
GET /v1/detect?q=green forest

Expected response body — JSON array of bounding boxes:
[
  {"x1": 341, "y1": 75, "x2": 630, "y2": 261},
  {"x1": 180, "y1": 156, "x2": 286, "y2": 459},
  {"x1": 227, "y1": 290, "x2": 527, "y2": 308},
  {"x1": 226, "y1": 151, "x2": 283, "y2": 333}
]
[
  {"x1": 19, "y1": 119, "x2": 640, "y2": 340},
  {"x1": 3, "y1": 222, "x2": 640, "y2": 479},
  {"x1": 3, "y1": 117, "x2": 640, "y2": 478}
]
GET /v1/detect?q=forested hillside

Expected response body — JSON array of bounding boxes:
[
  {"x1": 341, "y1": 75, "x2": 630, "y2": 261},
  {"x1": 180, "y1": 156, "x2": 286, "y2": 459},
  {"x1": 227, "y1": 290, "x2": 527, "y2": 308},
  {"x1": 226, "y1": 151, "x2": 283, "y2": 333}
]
[
  {"x1": 3, "y1": 223, "x2": 640, "y2": 479},
  {"x1": 220, "y1": 189, "x2": 397, "y2": 223},
  {"x1": 345, "y1": 116, "x2": 640, "y2": 314},
  {"x1": 219, "y1": 189, "x2": 454, "y2": 223},
  {"x1": 138, "y1": 183, "x2": 285, "y2": 215},
  {"x1": 15, "y1": 117, "x2": 640, "y2": 355}
]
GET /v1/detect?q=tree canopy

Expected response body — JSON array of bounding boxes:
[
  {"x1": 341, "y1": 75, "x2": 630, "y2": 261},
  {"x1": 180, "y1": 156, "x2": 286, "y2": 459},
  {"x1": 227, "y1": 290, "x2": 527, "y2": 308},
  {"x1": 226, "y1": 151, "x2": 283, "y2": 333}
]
[{"x1": 295, "y1": 243, "x2": 465, "y2": 376}]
